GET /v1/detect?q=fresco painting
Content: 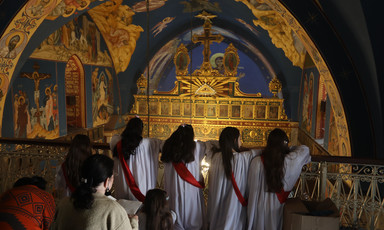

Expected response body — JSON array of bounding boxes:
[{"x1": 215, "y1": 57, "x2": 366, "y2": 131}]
[
  {"x1": 301, "y1": 72, "x2": 314, "y2": 133},
  {"x1": 31, "y1": 15, "x2": 112, "y2": 66},
  {"x1": 13, "y1": 83, "x2": 59, "y2": 139},
  {"x1": 88, "y1": 0, "x2": 143, "y2": 73},
  {"x1": 92, "y1": 68, "x2": 113, "y2": 126}
]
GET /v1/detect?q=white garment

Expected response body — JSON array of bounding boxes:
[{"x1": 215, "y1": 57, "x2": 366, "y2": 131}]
[
  {"x1": 112, "y1": 136, "x2": 163, "y2": 201},
  {"x1": 55, "y1": 164, "x2": 72, "y2": 199},
  {"x1": 207, "y1": 149, "x2": 261, "y2": 230},
  {"x1": 246, "y1": 145, "x2": 311, "y2": 230},
  {"x1": 163, "y1": 141, "x2": 207, "y2": 230}
]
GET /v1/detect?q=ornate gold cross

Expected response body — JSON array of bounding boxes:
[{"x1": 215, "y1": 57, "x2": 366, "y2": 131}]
[{"x1": 192, "y1": 11, "x2": 223, "y2": 70}]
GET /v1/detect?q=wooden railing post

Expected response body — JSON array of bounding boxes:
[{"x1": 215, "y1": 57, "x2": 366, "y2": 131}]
[{"x1": 320, "y1": 161, "x2": 327, "y2": 201}]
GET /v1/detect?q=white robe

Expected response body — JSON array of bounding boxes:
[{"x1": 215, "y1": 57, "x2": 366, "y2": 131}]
[
  {"x1": 112, "y1": 136, "x2": 163, "y2": 201},
  {"x1": 55, "y1": 164, "x2": 72, "y2": 199},
  {"x1": 246, "y1": 145, "x2": 311, "y2": 230},
  {"x1": 163, "y1": 141, "x2": 207, "y2": 230},
  {"x1": 207, "y1": 149, "x2": 261, "y2": 230}
]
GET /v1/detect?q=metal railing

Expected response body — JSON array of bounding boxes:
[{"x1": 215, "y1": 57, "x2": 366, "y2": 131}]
[{"x1": 1, "y1": 139, "x2": 384, "y2": 229}]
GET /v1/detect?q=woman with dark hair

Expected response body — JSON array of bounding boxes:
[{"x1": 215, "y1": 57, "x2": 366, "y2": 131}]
[
  {"x1": 55, "y1": 134, "x2": 93, "y2": 198},
  {"x1": 51, "y1": 154, "x2": 138, "y2": 230},
  {"x1": 111, "y1": 117, "x2": 162, "y2": 201},
  {"x1": 0, "y1": 176, "x2": 55, "y2": 230},
  {"x1": 138, "y1": 188, "x2": 175, "y2": 230},
  {"x1": 161, "y1": 124, "x2": 206, "y2": 230},
  {"x1": 207, "y1": 127, "x2": 260, "y2": 230},
  {"x1": 247, "y1": 128, "x2": 310, "y2": 230}
]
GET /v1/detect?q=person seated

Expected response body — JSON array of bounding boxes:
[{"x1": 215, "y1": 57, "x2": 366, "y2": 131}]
[
  {"x1": 138, "y1": 188, "x2": 175, "y2": 230},
  {"x1": 51, "y1": 154, "x2": 138, "y2": 230},
  {"x1": 0, "y1": 176, "x2": 55, "y2": 230}
]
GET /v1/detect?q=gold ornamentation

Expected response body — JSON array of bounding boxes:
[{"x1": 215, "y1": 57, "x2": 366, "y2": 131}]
[
  {"x1": 268, "y1": 76, "x2": 282, "y2": 97},
  {"x1": 137, "y1": 74, "x2": 147, "y2": 95}
]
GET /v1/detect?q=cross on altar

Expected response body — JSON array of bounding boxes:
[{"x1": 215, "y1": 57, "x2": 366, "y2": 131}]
[
  {"x1": 192, "y1": 11, "x2": 223, "y2": 69},
  {"x1": 21, "y1": 62, "x2": 51, "y2": 124}
]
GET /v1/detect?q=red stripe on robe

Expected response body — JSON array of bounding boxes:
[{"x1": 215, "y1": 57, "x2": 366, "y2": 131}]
[
  {"x1": 172, "y1": 162, "x2": 205, "y2": 189},
  {"x1": 117, "y1": 141, "x2": 145, "y2": 202}
]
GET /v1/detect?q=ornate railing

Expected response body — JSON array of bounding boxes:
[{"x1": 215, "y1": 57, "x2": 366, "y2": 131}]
[
  {"x1": 1, "y1": 138, "x2": 384, "y2": 229},
  {"x1": 294, "y1": 156, "x2": 384, "y2": 229}
]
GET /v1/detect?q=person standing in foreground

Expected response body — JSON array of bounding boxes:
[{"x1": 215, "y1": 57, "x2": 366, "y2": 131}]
[
  {"x1": 161, "y1": 124, "x2": 206, "y2": 230},
  {"x1": 111, "y1": 117, "x2": 162, "y2": 202},
  {"x1": 0, "y1": 176, "x2": 55, "y2": 230},
  {"x1": 207, "y1": 127, "x2": 260, "y2": 230},
  {"x1": 51, "y1": 154, "x2": 138, "y2": 230},
  {"x1": 55, "y1": 134, "x2": 93, "y2": 199},
  {"x1": 247, "y1": 128, "x2": 311, "y2": 230}
]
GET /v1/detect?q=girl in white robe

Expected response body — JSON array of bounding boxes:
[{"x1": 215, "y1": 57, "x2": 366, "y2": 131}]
[
  {"x1": 247, "y1": 128, "x2": 311, "y2": 230},
  {"x1": 111, "y1": 117, "x2": 163, "y2": 201},
  {"x1": 207, "y1": 127, "x2": 261, "y2": 230},
  {"x1": 161, "y1": 124, "x2": 207, "y2": 230}
]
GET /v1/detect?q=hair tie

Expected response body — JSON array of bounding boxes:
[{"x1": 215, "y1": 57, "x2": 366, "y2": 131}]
[
  {"x1": 81, "y1": 178, "x2": 88, "y2": 184},
  {"x1": 181, "y1": 123, "x2": 186, "y2": 127},
  {"x1": 135, "y1": 115, "x2": 140, "y2": 118}
]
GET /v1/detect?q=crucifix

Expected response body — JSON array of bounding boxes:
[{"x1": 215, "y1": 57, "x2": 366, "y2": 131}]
[
  {"x1": 21, "y1": 62, "x2": 51, "y2": 125},
  {"x1": 192, "y1": 11, "x2": 223, "y2": 70}
]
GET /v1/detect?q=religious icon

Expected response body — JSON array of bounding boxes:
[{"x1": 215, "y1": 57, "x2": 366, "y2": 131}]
[
  {"x1": 219, "y1": 105, "x2": 228, "y2": 117},
  {"x1": 269, "y1": 106, "x2": 279, "y2": 119},
  {"x1": 195, "y1": 104, "x2": 204, "y2": 117},
  {"x1": 210, "y1": 53, "x2": 224, "y2": 74},
  {"x1": 149, "y1": 102, "x2": 158, "y2": 115},
  {"x1": 161, "y1": 102, "x2": 170, "y2": 115},
  {"x1": 184, "y1": 103, "x2": 191, "y2": 116},
  {"x1": 172, "y1": 103, "x2": 181, "y2": 116},
  {"x1": 0, "y1": 31, "x2": 27, "y2": 59},
  {"x1": 232, "y1": 105, "x2": 240, "y2": 118},
  {"x1": 256, "y1": 106, "x2": 266, "y2": 119},
  {"x1": 139, "y1": 101, "x2": 147, "y2": 114},
  {"x1": 207, "y1": 105, "x2": 216, "y2": 117},
  {"x1": 243, "y1": 105, "x2": 253, "y2": 119}
]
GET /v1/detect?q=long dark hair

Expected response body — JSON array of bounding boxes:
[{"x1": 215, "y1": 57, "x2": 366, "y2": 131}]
[
  {"x1": 71, "y1": 154, "x2": 114, "y2": 210},
  {"x1": 113, "y1": 117, "x2": 143, "y2": 160},
  {"x1": 212, "y1": 127, "x2": 241, "y2": 180},
  {"x1": 262, "y1": 128, "x2": 290, "y2": 192},
  {"x1": 64, "y1": 134, "x2": 93, "y2": 188},
  {"x1": 161, "y1": 124, "x2": 196, "y2": 163},
  {"x1": 142, "y1": 189, "x2": 173, "y2": 230}
]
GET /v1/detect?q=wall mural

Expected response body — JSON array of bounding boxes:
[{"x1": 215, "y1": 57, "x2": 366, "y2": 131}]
[
  {"x1": 92, "y1": 67, "x2": 113, "y2": 126},
  {"x1": 13, "y1": 63, "x2": 59, "y2": 139},
  {"x1": 152, "y1": 17, "x2": 175, "y2": 37},
  {"x1": 88, "y1": 0, "x2": 143, "y2": 73},
  {"x1": 46, "y1": 0, "x2": 91, "y2": 20},
  {"x1": 31, "y1": 14, "x2": 112, "y2": 66},
  {"x1": 132, "y1": 0, "x2": 167, "y2": 12},
  {"x1": 237, "y1": 0, "x2": 306, "y2": 68},
  {"x1": 301, "y1": 72, "x2": 314, "y2": 133}
]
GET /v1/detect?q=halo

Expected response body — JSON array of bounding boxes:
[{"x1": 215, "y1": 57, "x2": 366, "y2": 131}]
[
  {"x1": 45, "y1": 87, "x2": 51, "y2": 95},
  {"x1": 18, "y1": 95, "x2": 25, "y2": 104},
  {"x1": 4, "y1": 31, "x2": 25, "y2": 50},
  {"x1": 210, "y1": 53, "x2": 224, "y2": 68}
]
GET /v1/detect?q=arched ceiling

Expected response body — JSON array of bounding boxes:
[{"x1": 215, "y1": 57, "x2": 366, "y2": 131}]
[{"x1": 0, "y1": 0, "x2": 383, "y2": 158}]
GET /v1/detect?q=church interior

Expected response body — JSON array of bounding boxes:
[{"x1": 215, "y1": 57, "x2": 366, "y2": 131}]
[{"x1": 0, "y1": 0, "x2": 384, "y2": 228}]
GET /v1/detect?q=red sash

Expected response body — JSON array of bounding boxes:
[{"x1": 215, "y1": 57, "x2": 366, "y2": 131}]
[
  {"x1": 172, "y1": 162, "x2": 205, "y2": 189},
  {"x1": 231, "y1": 172, "x2": 248, "y2": 206},
  {"x1": 117, "y1": 141, "x2": 145, "y2": 202},
  {"x1": 260, "y1": 155, "x2": 290, "y2": 204},
  {"x1": 61, "y1": 163, "x2": 75, "y2": 193}
]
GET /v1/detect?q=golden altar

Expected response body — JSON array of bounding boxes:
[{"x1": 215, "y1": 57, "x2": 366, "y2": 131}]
[{"x1": 129, "y1": 12, "x2": 298, "y2": 147}]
